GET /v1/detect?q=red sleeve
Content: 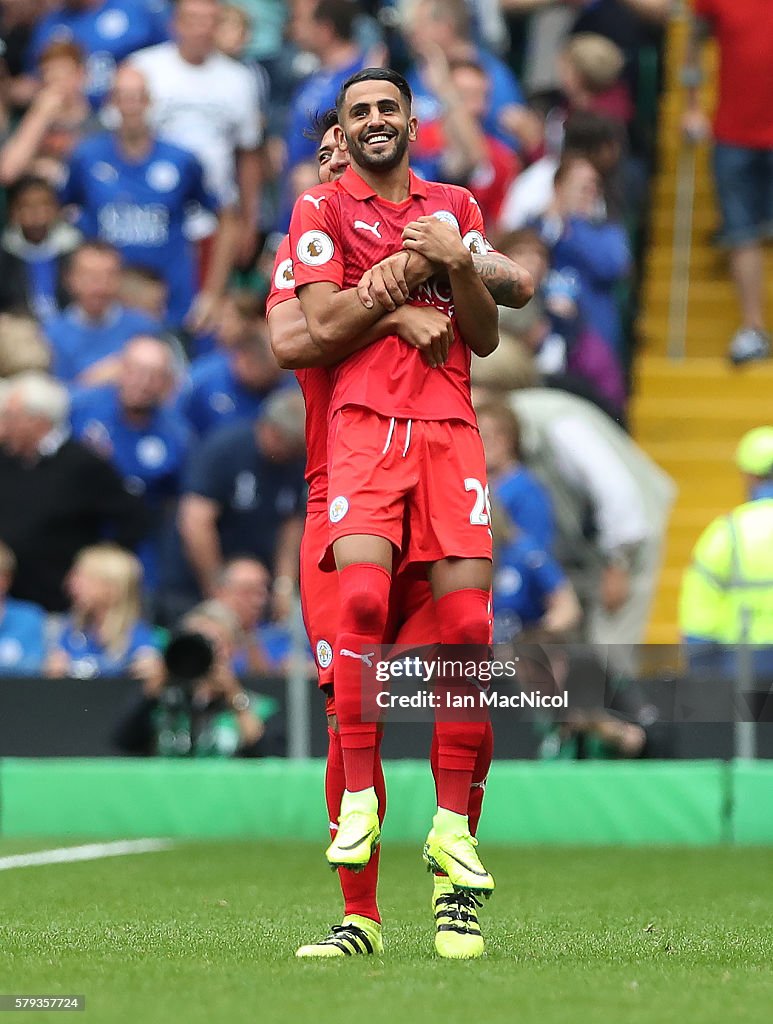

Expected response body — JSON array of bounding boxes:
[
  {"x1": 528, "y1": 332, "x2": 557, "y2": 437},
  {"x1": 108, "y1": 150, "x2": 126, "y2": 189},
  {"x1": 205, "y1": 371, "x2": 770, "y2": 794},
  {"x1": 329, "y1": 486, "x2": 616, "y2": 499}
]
[
  {"x1": 452, "y1": 185, "x2": 492, "y2": 257},
  {"x1": 265, "y1": 236, "x2": 296, "y2": 317},
  {"x1": 288, "y1": 187, "x2": 345, "y2": 290}
]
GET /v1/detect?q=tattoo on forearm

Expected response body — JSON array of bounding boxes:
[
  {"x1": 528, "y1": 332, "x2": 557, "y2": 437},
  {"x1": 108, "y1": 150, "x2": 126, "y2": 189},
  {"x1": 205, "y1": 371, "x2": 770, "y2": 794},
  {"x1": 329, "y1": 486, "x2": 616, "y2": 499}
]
[{"x1": 472, "y1": 254, "x2": 531, "y2": 308}]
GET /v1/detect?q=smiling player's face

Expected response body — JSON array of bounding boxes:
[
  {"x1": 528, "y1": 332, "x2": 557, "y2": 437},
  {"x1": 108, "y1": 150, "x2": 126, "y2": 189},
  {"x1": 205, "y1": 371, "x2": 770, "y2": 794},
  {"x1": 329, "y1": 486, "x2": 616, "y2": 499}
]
[
  {"x1": 339, "y1": 80, "x2": 416, "y2": 173},
  {"x1": 317, "y1": 126, "x2": 349, "y2": 183}
]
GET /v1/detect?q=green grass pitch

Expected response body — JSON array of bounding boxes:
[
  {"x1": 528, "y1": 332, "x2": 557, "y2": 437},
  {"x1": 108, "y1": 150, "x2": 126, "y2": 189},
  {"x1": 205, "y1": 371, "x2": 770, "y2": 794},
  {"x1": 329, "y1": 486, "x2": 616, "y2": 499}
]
[{"x1": 1, "y1": 839, "x2": 772, "y2": 1024}]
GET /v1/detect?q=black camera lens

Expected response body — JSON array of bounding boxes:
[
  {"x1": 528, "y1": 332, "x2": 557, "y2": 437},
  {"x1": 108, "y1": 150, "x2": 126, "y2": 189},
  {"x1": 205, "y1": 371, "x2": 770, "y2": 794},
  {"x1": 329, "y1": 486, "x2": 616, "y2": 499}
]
[{"x1": 164, "y1": 631, "x2": 215, "y2": 682}]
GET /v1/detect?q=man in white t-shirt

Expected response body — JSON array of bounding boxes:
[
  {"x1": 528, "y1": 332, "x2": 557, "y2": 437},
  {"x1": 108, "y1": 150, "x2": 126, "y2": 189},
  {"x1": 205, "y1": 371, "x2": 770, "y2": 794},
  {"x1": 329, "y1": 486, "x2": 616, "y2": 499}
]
[
  {"x1": 131, "y1": 0, "x2": 262, "y2": 264},
  {"x1": 509, "y1": 386, "x2": 676, "y2": 673}
]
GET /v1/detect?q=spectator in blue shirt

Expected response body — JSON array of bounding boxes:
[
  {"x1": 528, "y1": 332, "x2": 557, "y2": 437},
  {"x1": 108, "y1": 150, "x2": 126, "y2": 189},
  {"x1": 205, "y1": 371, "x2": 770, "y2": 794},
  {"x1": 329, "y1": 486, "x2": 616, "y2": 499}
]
[
  {"x1": 45, "y1": 542, "x2": 163, "y2": 679},
  {"x1": 496, "y1": 226, "x2": 627, "y2": 418},
  {"x1": 178, "y1": 291, "x2": 289, "y2": 439},
  {"x1": 278, "y1": 0, "x2": 367, "y2": 226},
  {"x1": 61, "y1": 64, "x2": 238, "y2": 331},
  {"x1": 71, "y1": 334, "x2": 188, "y2": 500},
  {"x1": 477, "y1": 400, "x2": 556, "y2": 553},
  {"x1": 491, "y1": 504, "x2": 581, "y2": 644},
  {"x1": 70, "y1": 335, "x2": 190, "y2": 589},
  {"x1": 163, "y1": 390, "x2": 306, "y2": 620},
  {"x1": 44, "y1": 240, "x2": 161, "y2": 385},
  {"x1": 215, "y1": 556, "x2": 311, "y2": 675},
  {"x1": 404, "y1": 0, "x2": 541, "y2": 155},
  {"x1": 0, "y1": 540, "x2": 46, "y2": 675},
  {"x1": 0, "y1": 177, "x2": 80, "y2": 321},
  {"x1": 533, "y1": 155, "x2": 631, "y2": 355},
  {"x1": 285, "y1": 0, "x2": 366, "y2": 172},
  {"x1": 25, "y1": 0, "x2": 170, "y2": 109}
]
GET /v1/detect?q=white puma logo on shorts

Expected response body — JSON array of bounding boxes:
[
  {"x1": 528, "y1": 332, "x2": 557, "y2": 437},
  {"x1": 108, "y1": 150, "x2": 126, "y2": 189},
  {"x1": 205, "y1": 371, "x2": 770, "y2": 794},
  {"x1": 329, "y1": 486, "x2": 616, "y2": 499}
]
[{"x1": 340, "y1": 648, "x2": 375, "y2": 667}]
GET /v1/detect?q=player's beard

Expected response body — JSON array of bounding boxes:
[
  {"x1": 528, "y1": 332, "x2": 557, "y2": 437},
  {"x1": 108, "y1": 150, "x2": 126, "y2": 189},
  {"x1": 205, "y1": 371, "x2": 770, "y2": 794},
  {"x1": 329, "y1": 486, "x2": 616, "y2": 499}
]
[{"x1": 347, "y1": 126, "x2": 409, "y2": 172}]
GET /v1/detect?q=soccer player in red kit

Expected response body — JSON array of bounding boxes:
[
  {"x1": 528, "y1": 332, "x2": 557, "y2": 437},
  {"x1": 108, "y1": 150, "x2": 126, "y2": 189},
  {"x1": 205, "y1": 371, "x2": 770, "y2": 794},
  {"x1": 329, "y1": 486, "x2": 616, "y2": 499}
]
[
  {"x1": 288, "y1": 68, "x2": 502, "y2": 899},
  {"x1": 272, "y1": 110, "x2": 532, "y2": 958},
  {"x1": 268, "y1": 117, "x2": 460, "y2": 959}
]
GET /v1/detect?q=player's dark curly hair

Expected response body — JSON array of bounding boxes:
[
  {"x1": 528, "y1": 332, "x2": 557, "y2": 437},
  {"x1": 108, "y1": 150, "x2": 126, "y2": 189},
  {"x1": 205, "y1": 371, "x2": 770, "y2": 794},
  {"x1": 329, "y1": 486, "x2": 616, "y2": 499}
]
[
  {"x1": 302, "y1": 108, "x2": 339, "y2": 142},
  {"x1": 336, "y1": 67, "x2": 413, "y2": 116}
]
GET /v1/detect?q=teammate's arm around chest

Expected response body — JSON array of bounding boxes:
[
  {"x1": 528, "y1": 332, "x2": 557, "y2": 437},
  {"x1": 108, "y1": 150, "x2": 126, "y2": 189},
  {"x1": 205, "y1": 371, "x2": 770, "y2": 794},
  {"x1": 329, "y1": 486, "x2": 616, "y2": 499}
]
[{"x1": 402, "y1": 215, "x2": 500, "y2": 357}]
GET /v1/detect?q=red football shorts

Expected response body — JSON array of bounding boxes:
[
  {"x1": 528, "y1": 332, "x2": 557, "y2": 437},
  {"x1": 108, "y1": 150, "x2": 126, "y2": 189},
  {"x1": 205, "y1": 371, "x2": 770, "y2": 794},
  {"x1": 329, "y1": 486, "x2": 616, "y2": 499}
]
[{"x1": 326, "y1": 407, "x2": 493, "y2": 568}]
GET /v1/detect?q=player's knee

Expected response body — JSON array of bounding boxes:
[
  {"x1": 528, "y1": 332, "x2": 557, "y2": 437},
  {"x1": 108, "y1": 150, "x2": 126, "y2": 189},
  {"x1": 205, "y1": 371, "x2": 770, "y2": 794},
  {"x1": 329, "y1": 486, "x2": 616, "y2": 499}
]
[
  {"x1": 443, "y1": 609, "x2": 490, "y2": 647},
  {"x1": 342, "y1": 587, "x2": 389, "y2": 635},
  {"x1": 437, "y1": 588, "x2": 490, "y2": 647},
  {"x1": 339, "y1": 564, "x2": 391, "y2": 636}
]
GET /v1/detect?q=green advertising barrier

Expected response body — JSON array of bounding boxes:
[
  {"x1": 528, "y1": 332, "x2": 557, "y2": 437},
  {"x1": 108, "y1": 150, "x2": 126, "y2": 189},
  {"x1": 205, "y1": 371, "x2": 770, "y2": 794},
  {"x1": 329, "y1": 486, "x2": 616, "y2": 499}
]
[
  {"x1": 0, "y1": 759, "x2": 731, "y2": 846},
  {"x1": 0, "y1": 759, "x2": 327, "y2": 840},
  {"x1": 730, "y1": 760, "x2": 773, "y2": 844}
]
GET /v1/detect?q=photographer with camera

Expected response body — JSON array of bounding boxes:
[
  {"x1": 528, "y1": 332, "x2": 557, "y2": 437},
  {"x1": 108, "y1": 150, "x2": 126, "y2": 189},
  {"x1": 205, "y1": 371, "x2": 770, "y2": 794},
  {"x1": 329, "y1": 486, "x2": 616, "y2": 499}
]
[
  {"x1": 514, "y1": 644, "x2": 655, "y2": 760},
  {"x1": 113, "y1": 599, "x2": 284, "y2": 757}
]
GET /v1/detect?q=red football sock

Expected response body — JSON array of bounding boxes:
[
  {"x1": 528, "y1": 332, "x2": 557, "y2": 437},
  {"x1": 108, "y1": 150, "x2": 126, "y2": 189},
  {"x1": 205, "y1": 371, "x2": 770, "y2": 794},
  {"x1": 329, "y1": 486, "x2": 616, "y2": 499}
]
[
  {"x1": 433, "y1": 588, "x2": 491, "y2": 815},
  {"x1": 333, "y1": 563, "x2": 391, "y2": 792},
  {"x1": 468, "y1": 719, "x2": 493, "y2": 837},
  {"x1": 429, "y1": 719, "x2": 492, "y2": 880},
  {"x1": 430, "y1": 719, "x2": 493, "y2": 835},
  {"x1": 326, "y1": 727, "x2": 386, "y2": 924}
]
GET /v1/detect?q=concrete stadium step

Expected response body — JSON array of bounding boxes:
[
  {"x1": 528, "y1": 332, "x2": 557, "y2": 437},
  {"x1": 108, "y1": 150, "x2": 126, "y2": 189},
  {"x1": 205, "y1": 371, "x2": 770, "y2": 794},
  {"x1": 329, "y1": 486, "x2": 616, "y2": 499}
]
[
  {"x1": 641, "y1": 450, "x2": 743, "y2": 510},
  {"x1": 631, "y1": 396, "x2": 772, "y2": 422},
  {"x1": 645, "y1": 248, "x2": 725, "y2": 276},
  {"x1": 632, "y1": 412, "x2": 769, "y2": 437},
  {"x1": 669, "y1": 505, "x2": 736, "y2": 530},
  {"x1": 643, "y1": 285, "x2": 773, "y2": 319},
  {"x1": 653, "y1": 170, "x2": 714, "y2": 196},
  {"x1": 642, "y1": 264, "x2": 770, "y2": 291},
  {"x1": 642, "y1": 437, "x2": 741, "y2": 465},
  {"x1": 633, "y1": 417, "x2": 767, "y2": 445},
  {"x1": 638, "y1": 321, "x2": 752, "y2": 358},
  {"x1": 650, "y1": 204, "x2": 719, "y2": 236},
  {"x1": 638, "y1": 354, "x2": 773, "y2": 382},
  {"x1": 633, "y1": 375, "x2": 773, "y2": 403},
  {"x1": 651, "y1": 148, "x2": 714, "y2": 175},
  {"x1": 639, "y1": 320, "x2": 753, "y2": 350},
  {"x1": 670, "y1": 478, "x2": 739, "y2": 501}
]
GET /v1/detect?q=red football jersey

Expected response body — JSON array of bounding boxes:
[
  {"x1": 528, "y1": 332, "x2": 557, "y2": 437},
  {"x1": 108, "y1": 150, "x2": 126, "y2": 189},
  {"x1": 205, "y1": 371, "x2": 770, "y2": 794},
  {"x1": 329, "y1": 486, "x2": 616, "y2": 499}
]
[
  {"x1": 288, "y1": 166, "x2": 491, "y2": 428},
  {"x1": 266, "y1": 235, "x2": 331, "y2": 508}
]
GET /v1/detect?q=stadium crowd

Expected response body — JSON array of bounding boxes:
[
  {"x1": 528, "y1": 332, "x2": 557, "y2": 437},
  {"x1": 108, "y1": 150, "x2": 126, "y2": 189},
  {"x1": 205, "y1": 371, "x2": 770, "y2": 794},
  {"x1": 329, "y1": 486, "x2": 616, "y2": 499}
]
[{"x1": 0, "y1": 0, "x2": 676, "y2": 755}]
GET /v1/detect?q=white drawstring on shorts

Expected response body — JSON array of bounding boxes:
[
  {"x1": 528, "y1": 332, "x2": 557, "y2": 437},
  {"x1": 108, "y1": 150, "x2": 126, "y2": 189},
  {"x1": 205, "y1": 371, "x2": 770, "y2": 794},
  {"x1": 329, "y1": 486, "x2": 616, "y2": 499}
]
[
  {"x1": 402, "y1": 419, "x2": 412, "y2": 457},
  {"x1": 382, "y1": 417, "x2": 413, "y2": 457},
  {"x1": 382, "y1": 417, "x2": 396, "y2": 454}
]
